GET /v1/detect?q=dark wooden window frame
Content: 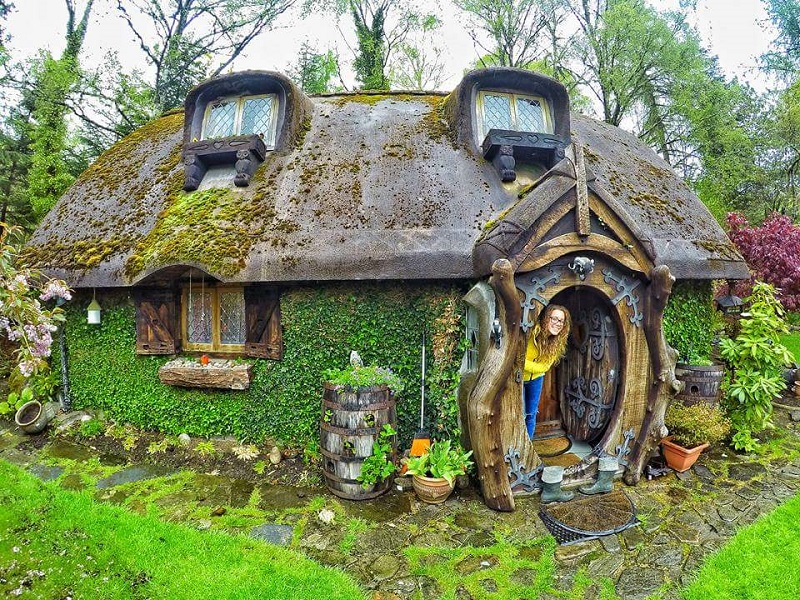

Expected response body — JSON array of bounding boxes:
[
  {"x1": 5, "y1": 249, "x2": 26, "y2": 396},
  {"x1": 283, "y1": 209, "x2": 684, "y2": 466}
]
[{"x1": 134, "y1": 285, "x2": 282, "y2": 360}]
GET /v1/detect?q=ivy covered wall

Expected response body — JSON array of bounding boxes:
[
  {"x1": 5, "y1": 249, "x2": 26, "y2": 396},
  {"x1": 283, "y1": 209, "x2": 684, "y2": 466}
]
[
  {"x1": 63, "y1": 283, "x2": 466, "y2": 447},
  {"x1": 663, "y1": 280, "x2": 719, "y2": 364}
]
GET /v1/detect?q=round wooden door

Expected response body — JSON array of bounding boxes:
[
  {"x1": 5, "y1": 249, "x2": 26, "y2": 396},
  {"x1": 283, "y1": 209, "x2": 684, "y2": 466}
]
[{"x1": 556, "y1": 289, "x2": 620, "y2": 443}]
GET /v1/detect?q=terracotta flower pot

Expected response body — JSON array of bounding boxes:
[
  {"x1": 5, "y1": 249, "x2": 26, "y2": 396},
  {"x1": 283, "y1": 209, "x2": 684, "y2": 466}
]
[
  {"x1": 411, "y1": 474, "x2": 455, "y2": 504},
  {"x1": 661, "y1": 437, "x2": 709, "y2": 472}
]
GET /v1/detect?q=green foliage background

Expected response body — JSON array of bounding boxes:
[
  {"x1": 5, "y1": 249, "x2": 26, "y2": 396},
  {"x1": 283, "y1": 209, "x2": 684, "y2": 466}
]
[
  {"x1": 662, "y1": 281, "x2": 718, "y2": 364},
  {"x1": 61, "y1": 283, "x2": 465, "y2": 448}
]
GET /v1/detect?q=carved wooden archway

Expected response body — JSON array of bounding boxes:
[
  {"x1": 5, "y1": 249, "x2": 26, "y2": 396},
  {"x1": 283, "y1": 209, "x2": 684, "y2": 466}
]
[{"x1": 463, "y1": 257, "x2": 679, "y2": 511}]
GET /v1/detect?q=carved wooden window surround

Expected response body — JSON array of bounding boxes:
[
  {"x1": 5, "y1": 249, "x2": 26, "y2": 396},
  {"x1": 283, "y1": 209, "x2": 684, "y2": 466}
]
[
  {"x1": 477, "y1": 91, "x2": 566, "y2": 182},
  {"x1": 183, "y1": 94, "x2": 278, "y2": 191}
]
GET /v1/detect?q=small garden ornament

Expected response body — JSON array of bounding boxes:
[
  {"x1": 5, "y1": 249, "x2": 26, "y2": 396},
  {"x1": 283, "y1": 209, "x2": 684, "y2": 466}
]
[
  {"x1": 540, "y1": 465, "x2": 574, "y2": 503},
  {"x1": 579, "y1": 456, "x2": 618, "y2": 495}
]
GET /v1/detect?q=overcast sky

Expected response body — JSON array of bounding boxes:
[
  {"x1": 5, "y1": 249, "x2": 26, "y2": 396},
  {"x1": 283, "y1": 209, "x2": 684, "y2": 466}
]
[{"x1": 5, "y1": 0, "x2": 774, "y2": 92}]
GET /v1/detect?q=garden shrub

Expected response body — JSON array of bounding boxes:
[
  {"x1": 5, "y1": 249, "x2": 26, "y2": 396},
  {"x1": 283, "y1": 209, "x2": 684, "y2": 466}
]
[
  {"x1": 719, "y1": 282, "x2": 795, "y2": 451},
  {"x1": 0, "y1": 224, "x2": 72, "y2": 414},
  {"x1": 61, "y1": 283, "x2": 466, "y2": 448},
  {"x1": 726, "y1": 212, "x2": 800, "y2": 310}
]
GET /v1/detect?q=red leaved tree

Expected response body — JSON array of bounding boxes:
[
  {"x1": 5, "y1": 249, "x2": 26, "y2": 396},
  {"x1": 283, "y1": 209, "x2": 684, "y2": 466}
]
[{"x1": 726, "y1": 212, "x2": 800, "y2": 310}]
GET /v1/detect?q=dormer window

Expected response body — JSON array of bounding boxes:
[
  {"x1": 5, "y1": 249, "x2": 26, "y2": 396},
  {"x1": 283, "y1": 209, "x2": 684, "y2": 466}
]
[
  {"x1": 202, "y1": 94, "x2": 278, "y2": 147},
  {"x1": 477, "y1": 91, "x2": 553, "y2": 141}
]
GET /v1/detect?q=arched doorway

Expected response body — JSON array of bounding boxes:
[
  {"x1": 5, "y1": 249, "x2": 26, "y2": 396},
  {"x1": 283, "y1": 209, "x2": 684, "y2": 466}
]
[{"x1": 536, "y1": 287, "x2": 622, "y2": 444}]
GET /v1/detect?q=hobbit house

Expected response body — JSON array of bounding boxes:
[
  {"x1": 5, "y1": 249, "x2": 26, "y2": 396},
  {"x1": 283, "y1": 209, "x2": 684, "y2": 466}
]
[{"x1": 24, "y1": 68, "x2": 748, "y2": 511}]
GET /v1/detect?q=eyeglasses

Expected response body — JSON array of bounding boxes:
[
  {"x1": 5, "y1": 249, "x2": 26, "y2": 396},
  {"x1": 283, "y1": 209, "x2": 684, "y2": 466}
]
[{"x1": 549, "y1": 316, "x2": 565, "y2": 325}]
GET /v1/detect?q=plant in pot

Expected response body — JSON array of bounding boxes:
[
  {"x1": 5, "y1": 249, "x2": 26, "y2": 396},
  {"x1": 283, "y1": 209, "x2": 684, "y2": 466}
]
[
  {"x1": 356, "y1": 424, "x2": 398, "y2": 491},
  {"x1": 322, "y1": 364, "x2": 405, "y2": 395},
  {"x1": 404, "y1": 439, "x2": 473, "y2": 504},
  {"x1": 662, "y1": 402, "x2": 730, "y2": 472}
]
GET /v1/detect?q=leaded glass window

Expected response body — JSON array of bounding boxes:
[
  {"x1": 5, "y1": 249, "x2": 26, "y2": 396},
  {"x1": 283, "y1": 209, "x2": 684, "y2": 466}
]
[
  {"x1": 187, "y1": 290, "x2": 213, "y2": 345},
  {"x1": 204, "y1": 101, "x2": 236, "y2": 139},
  {"x1": 516, "y1": 97, "x2": 545, "y2": 132},
  {"x1": 477, "y1": 91, "x2": 552, "y2": 141},
  {"x1": 219, "y1": 290, "x2": 246, "y2": 345},
  {"x1": 483, "y1": 94, "x2": 512, "y2": 132},
  {"x1": 202, "y1": 94, "x2": 278, "y2": 146},
  {"x1": 241, "y1": 97, "x2": 274, "y2": 141},
  {"x1": 183, "y1": 286, "x2": 246, "y2": 352}
]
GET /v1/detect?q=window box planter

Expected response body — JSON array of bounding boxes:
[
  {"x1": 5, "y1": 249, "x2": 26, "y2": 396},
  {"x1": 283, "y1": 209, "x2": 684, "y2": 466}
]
[{"x1": 158, "y1": 357, "x2": 252, "y2": 390}]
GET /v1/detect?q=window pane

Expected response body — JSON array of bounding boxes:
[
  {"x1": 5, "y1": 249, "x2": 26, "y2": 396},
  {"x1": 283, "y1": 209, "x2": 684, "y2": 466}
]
[
  {"x1": 204, "y1": 101, "x2": 236, "y2": 139},
  {"x1": 241, "y1": 97, "x2": 274, "y2": 142},
  {"x1": 483, "y1": 94, "x2": 512, "y2": 132},
  {"x1": 219, "y1": 290, "x2": 246, "y2": 345},
  {"x1": 516, "y1": 97, "x2": 545, "y2": 132},
  {"x1": 187, "y1": 290, "x2": 213, "y2": 344}
]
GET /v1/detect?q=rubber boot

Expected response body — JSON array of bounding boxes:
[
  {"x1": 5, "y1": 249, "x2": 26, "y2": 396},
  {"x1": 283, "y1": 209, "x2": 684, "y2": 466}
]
[
  {"x1": 540, "y1": 466, "x2": 574, "y2": 503},
  {"x1": 579, "y1": 457, "x2": 618, "y2": 495}
]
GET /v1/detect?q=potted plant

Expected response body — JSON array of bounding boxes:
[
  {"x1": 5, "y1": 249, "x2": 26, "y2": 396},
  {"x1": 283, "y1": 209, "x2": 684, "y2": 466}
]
[
  {"x1": 662, "y1": 402, "x2": 730, "y2": 472},
  {"x1": 404, "y1": 439, "x2": 473, "y2": 504},
  {"x1": 356, "y1": 424, "x2": 398, "y2": 492}
]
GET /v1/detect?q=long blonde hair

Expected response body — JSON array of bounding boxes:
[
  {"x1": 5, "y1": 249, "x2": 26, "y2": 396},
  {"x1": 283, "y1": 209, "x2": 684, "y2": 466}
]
[{"x1": 531, "y1": 304, "x2": 571, "y2": 366}]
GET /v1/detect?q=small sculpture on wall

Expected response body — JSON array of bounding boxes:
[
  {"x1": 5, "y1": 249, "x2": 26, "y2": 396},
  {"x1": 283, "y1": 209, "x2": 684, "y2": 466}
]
[
  {"x1": 568, "y1": 256, "x2": 595, "y2": 281},
  {"x1": 183, "y1": 154, "x2": 206, "y2": 192},
  {"x1": 234, "y1": 149, "x2": 256, "y2": 187},
  {"x1": 493, "y1": 145, "x2": 516, "y2": 182}
]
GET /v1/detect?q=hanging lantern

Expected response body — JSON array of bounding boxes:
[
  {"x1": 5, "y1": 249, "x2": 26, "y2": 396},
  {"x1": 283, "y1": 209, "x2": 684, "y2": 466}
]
[
  {"x1": 715, "y1": 280, "x2": 744, "y2": 316},
  {"x1": 87, "y1": 297, "x2": 102, "y2": 325}
]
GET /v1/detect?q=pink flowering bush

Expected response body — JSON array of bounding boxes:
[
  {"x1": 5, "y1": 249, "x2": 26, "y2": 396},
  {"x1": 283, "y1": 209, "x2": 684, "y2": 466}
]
[
  {"x1": 726, "y1": 212, "x2": 800, "y2": 310},
  {"x1": 0, "y1": 224, "x2": 72, "y2": 414}
]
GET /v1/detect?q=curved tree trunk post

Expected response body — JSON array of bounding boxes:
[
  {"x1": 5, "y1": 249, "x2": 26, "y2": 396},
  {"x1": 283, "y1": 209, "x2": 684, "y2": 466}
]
[
  {"x1": 624, "y1": 265, "x2": 682, "y2": 484},
  {"x1": 467, "y1": 259, "x2": 524, "y2": 511}
]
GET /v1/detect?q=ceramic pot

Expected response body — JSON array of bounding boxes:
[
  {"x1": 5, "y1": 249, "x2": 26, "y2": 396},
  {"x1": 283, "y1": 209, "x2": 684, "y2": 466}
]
[
  {"x1": 661, "y1": 437, "x2": 709, "y2": 472},
  {"x1": 411, "y1": 474, "x2": 455, "y2": 504},
  {"x1": 15, "y1": 400, "x2": 58, "y2": 435}
]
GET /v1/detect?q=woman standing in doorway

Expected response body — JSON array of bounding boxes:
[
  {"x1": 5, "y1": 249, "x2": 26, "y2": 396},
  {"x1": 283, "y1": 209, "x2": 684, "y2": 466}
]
[{"x1": 523, "y1": 304, "x2": 571, "y2": 439}]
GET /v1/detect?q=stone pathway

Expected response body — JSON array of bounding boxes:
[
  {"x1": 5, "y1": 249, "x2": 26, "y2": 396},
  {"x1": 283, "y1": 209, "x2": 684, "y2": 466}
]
[{"x1": 2, "y1": 407, "x2": 800, "y2": 600}]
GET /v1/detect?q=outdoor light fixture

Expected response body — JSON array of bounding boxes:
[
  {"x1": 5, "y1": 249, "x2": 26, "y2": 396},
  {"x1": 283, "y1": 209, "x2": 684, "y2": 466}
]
[
  {"x1": 87, "y1": 291, "x2": 102, "y2": 325},
  {"x1": 715, "y1": 280, "x2": 744, "y2": 316}
]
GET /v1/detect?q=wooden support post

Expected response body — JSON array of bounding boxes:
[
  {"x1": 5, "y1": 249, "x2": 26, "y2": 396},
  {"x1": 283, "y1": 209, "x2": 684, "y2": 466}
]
[
  {"x1": 624, "y1": 265, "x2": 681, "y2": 484},
  {"x1": 466, "y1": 259, "x2": 522, "y2": 511}
]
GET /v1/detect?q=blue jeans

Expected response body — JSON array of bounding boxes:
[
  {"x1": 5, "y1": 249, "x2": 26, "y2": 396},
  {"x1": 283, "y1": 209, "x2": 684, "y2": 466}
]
[{"x1": 523, "y1": 376, "x2": 544, "y2": 439}]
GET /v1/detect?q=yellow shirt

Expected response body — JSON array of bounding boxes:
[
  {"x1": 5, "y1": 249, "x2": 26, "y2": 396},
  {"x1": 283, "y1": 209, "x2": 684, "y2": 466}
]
[{"x1": 524, "y1": 334, "x2": 557, "y2": 380}]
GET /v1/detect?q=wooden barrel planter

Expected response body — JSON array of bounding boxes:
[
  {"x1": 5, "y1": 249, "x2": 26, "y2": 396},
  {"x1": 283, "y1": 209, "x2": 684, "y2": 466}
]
[
  {"x1": 674, "y1": 363, "x2": 724, "y2": 407},
  {"x1": 320, "y1": 383, "x2": 396, "y2": 500}
]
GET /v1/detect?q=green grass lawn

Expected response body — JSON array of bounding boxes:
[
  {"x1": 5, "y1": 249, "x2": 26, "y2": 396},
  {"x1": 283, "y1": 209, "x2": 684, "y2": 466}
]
[
  {"x1": 0, "y1": 461, "x2": 366, "y2": 600},
  {"x1": 779, "y1": 331, "x2": 800, "y2": 365},
  {"x1": 681, "y1": 492, "x2": 800, "y2": 600}
]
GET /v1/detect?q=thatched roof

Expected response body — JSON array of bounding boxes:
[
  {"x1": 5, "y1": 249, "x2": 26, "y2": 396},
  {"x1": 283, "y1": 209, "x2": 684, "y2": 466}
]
[{"x1": 24, "y1": 69, "x2": 746, "y2": 288}]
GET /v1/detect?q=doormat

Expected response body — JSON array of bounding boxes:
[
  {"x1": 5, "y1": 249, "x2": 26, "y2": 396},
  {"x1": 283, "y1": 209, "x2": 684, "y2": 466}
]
[
  {"x1": 539, "y1": 490, "x2": 638, "y2": 545},
  {"x1": 532, "y1": 435, "x2": 572, "y2": 457},
  {"x1": 541, "y1": 453, "x2": 582, "y2": 468}
]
